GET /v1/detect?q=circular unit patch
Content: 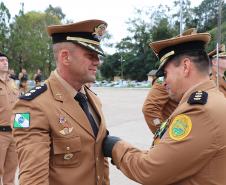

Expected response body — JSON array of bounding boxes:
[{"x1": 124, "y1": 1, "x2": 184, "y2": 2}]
[{"x1": 169, "y1": 114, "x2": 192, "y2": 141}]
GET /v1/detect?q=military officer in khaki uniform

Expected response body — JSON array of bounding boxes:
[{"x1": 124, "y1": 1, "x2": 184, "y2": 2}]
[
  {"x1": 12, "y1": 20, "x2": 109, "y2": 185},
  {"x1": 142, "y1": 29, "x2": 196, "y2": 135},
  {"x1": 0, "y1": 52, "x2": 19, "y2": 185},
  {"x1": 103, "y1": 31, "x2": 226, "y2": 185},
  {"x1": 208, "y1": 44, "x2": 226, "y2": 97},
  {"x1": 142, "y1": 78, "x2": 178, "y2": 134}
]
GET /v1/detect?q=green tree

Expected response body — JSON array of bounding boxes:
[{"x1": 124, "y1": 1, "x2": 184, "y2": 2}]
[
  {"x1": 8, "y1": 6, "x2": 61, "y2": 77},
  {"x1": 45, "y1": 5, "x2": 65, "y2": 22},
  {"x1": 172, "y1": 0, "x2": 196, "y2": 31},
  {"x1": 101, "y1": 6, "x2": 176, "y2": 81},
  {"x1": 100, "y1": 53, "x2": 122, "y2": 80},
  {"x1": 103, "y1": 8, "x2": 155, "y2": 81},
  {"x1": 0, "y1": 2, "x2": 11, "y2": 52},
  {"x1": 192, "y1": 0, "x2": 223, "y2": 31}
]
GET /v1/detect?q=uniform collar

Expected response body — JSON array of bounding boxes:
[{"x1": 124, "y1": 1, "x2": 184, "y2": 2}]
[
  {"x1": 0, "y1": 73, "x2": 10, "y2": 83},
  {"x1": 54, "y1": 70, "x2": 86, "y2": 98}
]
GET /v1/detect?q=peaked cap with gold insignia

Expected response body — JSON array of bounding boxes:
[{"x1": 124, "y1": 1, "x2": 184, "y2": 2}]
[
  {"x1": 47, "y1": 19, "x2": 107, "y2": 56},
  {"x1": 208, "y1": 44, "x2": 226, "y2": 59},
  {"x1": 149, "y1": 28, "x2": 211, "y2": 77}
]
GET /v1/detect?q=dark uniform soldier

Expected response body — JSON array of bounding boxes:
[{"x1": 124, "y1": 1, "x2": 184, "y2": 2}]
[
  {"x1": 0, "y1": 52, "x2": 19, "y2": 184},
  {"x1": 208, "y1": 44, "x2": 226, "y2": 97},
  {"x1": 12, "y1": 20, "x2": 109, "y2": 185},
  {"x1": 103, "y1": 30, "x2": 226, "y2": 185}
]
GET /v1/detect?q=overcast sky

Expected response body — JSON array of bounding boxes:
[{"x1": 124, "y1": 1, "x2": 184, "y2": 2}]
[{"x1": 2, "y1": 0, "x2": 204, "y2": 53}]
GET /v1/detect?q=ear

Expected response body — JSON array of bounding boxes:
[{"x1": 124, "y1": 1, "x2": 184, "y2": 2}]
[
  {"x1": 183, "y1": 57, "x2": 192, "y2": 77},
  {"x1": 59, "y1": 49, "x2": 70, "y2": 66}
]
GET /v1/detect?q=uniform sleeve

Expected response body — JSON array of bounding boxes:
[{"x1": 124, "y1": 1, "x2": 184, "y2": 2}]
[
  {"x1": 12, "y1": 100, "x2": 50, "y2": 185},
  {"x1": 142, "y1": 83, "x2": 171, "y2": 133},
  {"x1": 112, "y1": 111, "x2": 218, "y2": 185}
]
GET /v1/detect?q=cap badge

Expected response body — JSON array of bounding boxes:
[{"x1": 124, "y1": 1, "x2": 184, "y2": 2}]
[{"x1": 92, "y1": 23, "x2": 107, "y2": 41}]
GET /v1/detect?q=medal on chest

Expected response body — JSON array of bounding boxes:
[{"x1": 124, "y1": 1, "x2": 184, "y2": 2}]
[{"x1": 58, "y1": 115, "x2": 73, "y2": 135}]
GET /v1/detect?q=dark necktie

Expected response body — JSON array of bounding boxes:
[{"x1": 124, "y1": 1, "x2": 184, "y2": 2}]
[{"x1": 74, "y1": 92, "x2": 98, "y2": 137}]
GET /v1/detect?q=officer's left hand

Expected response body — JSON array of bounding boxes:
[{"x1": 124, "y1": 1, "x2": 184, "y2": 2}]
[{"x1": 102, "y1": 135, "x2": 121, "y2": 158}]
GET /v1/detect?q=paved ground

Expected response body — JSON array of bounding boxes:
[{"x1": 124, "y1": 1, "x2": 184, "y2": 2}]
[
  {"x1": 95, "y1": 87, "x2": 153, "y2": 185},
  {"x1": 15, "y1": 87, "x2": 153, "y2": 185}
]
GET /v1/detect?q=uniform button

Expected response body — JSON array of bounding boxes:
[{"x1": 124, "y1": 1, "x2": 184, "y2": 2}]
[
  {"x1": 66, "y1": 146, "x2": 70, "y2": 150},
  {"x1": 97, "y1": 176, "x2": 100, "y2": 181},
  {"x1": 96, "y1": 157, "x2": 99, "y2": 161}
]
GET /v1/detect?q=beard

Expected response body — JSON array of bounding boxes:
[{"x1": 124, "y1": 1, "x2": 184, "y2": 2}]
[{"x1": 168, "y1": 89, "x2": 182, "y2": 103}]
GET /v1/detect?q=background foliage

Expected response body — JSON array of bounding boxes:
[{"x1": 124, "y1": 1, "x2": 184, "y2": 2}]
[{"x1": 0, "y1": 0, "x2": 225, "y2": 80}]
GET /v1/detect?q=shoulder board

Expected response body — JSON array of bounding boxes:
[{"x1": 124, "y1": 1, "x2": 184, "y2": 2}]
[
  {"x1": 20, "y1": 84, "x2": 47, "y2": 101},
  {"x1": 85, "y1": 85, "x2": 97, "y2": 96},
  {"x1": 187, "y1": 90, "x2": 208, "y2": 105}
]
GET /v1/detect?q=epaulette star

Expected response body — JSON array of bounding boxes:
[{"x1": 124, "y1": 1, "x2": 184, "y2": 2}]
[
  {"x1": 187, "y1": 90, "x2": 208, "y2": 105},
  {"x1": 20, "y1": 84, "x2": 47, "y2": 101}
]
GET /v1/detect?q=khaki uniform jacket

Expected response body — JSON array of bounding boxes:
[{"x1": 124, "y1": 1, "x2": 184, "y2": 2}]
[
  {"x1": 12, "y1": 73, "x2": 109, "y2": 185},
  {"x1": 0, "y1": 77, "x2": 18, "y2": 126},
  {"x1": 142, "y1": 82, "x2": 178, "y2": 133},
  {"x1": 112, "y1": 80, "x2": 226, "y2": 185}
]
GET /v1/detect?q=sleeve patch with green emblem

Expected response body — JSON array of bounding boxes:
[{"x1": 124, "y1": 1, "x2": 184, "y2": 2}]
[
  {"x1": 13, "y1": 113, "x2": 30, "y2": 128},
  {"x1": 169, "y1": 114, "x2": 192, "y2": 141}
]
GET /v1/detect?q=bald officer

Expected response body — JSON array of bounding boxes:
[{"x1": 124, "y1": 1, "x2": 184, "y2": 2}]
[
  {"x1": 208, "y1": 44, "x2": 226, "y2": 97},
  {"x1": 103, "y1": 30, "x2": 226, "y2": 185},
  {"x1": 12, "y1": 20, "x2": 109, "y2": 185},
  {"x1": 0, "y1": 52, "x2": 19, "y2": 185}
]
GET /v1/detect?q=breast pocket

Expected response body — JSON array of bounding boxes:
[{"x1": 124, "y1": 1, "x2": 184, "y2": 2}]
[{"x1": 52, "y1": 136, "x2": 81, "y2": 167}]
